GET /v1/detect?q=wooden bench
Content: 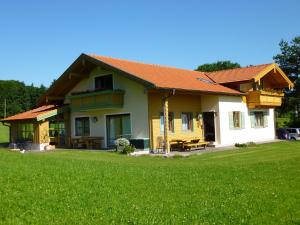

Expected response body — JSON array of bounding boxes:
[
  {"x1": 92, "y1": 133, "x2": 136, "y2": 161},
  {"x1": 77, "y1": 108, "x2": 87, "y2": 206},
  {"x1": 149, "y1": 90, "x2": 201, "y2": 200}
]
[{"x1": 183, "y1": 141, "x2": 209, "y2": 151}]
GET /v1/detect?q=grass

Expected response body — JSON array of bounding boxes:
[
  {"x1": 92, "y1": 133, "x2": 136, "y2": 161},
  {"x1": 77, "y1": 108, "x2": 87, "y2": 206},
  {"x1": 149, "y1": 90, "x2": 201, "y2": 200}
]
[
  {"x1": 0, "y1": 141, "x2": 299, "y2": 224},
  {"x1": 0, "y1": 123, "x2": 9, "y2": 144}
]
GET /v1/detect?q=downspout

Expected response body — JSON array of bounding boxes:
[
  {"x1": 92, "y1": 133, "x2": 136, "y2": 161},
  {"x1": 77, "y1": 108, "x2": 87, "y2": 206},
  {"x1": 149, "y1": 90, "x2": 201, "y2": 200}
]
[{"x1": 162, "y1": 89, "x2": 175, "y2": 154}]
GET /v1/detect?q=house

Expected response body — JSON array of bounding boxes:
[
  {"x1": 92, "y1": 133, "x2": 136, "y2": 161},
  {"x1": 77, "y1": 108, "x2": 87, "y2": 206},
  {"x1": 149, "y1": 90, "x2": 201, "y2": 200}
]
[{"x1": 1, "y1": 54, "x2": 294, "y2": 152}]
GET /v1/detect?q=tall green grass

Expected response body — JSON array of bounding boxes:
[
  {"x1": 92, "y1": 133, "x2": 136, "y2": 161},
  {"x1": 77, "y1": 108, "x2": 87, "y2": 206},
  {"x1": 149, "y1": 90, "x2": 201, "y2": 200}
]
[{"x1": 0, "y1": 141, "x2": 299, "y2": 224}]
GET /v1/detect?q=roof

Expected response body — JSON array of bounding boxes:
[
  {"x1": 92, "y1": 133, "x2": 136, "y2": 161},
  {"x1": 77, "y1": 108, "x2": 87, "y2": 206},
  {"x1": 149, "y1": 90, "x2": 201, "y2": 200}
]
[
  {"x1": 1, "y1": 105, "x2": 59, "y2": 122},
  {"x1": 205, "y1": 64, "x2": 273, "y2": 84},
  {"x1": 88, "y1": 54, "x2": 242, "y2": 95}
]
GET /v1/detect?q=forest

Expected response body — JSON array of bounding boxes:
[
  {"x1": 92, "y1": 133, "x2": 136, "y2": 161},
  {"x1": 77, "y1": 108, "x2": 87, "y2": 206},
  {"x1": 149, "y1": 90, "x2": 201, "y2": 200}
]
[{"x1": 0, "y1": 80, "x2": 47, "y2": 118}]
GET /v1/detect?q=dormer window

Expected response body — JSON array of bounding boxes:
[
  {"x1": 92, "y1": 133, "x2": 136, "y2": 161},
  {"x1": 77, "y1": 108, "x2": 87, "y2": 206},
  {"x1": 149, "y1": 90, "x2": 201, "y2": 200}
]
[{"x1": 94, "y1": 74, "x2": 113, "y2": 90}]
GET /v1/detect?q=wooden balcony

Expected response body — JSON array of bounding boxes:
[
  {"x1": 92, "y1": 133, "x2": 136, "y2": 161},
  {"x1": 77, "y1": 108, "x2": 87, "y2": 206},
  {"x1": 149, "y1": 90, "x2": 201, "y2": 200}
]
[
  {"x1": 68, "y1": 89, "x2": 125, "y2": 112},
  {"x1": 247, "y1": 90, "x2": 284, "y2": 109}
]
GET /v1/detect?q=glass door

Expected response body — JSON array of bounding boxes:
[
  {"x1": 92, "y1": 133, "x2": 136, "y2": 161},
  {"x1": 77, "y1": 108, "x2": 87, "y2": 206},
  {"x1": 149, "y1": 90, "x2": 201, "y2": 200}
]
[{"x1": 106, "y1": 114, "x2": 131, "y2": 146}]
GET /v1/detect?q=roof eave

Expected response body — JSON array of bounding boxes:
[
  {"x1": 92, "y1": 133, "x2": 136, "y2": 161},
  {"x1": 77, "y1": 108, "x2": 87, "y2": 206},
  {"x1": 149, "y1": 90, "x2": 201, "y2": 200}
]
[{"x1": 151, "y1": 87, "x2": 245, "y2": 96}]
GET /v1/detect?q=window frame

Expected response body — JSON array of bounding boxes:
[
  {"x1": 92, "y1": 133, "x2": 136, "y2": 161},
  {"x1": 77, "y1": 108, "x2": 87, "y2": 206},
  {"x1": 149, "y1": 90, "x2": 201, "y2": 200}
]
[
  {"x1": 181, "y1": 112, "x2": 193, "y2": 132},
  {"x1": 94, "y1": 74, "x2": 113, "y2": 90},
  {"x1": 229, "y1": 111, "x2": 244, "y2": 130},
  {"x1": 233, "y1": 111, "x2": 241, "y2": 129},
  {"x1": 160, "y1": 112, "x2": 175, "y2": 133},
  {"x1": 16, "y1": 123, "x2": 35, "y2": 141},
  {"x1": 254, "y1": 111, "x2": 264, "y2": 128},
  {"x1": 75, "y1": 117, "x2": 90, "y2": 136}
]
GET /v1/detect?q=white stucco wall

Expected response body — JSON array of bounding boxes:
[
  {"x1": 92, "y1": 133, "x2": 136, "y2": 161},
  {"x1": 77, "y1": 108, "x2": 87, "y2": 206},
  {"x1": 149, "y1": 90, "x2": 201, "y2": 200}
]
[
  {"x1": 68, "y1": 67, "x2": 149, "y2": 147},
  {"x1": 217, "y1": 95, "x2": 275, "y2": 146}
]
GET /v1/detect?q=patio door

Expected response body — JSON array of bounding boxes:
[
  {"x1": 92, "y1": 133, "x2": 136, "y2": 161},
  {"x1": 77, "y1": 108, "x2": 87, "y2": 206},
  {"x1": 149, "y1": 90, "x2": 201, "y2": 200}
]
[
  {"x1": 106, "y1": 114, "x2": 131, "y2": 147},
  {"x1": 203, "y1": 112, "x2": 215, "y2": 142}
]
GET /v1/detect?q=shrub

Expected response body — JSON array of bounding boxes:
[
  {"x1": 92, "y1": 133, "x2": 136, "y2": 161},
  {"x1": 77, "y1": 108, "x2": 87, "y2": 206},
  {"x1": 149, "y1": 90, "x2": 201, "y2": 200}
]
[
  {"x1": 121, "y1": 144, "x2": 136, "y2": 154},
  {"x1": 115, "y1": 138, "x2": 130, "y2": 152},
  {"x1": 235, "y1": 143, "x2": 247, "y2": 148},
  {"x1": 235, "y1": 142, "x2": 257, "y2": 148}
]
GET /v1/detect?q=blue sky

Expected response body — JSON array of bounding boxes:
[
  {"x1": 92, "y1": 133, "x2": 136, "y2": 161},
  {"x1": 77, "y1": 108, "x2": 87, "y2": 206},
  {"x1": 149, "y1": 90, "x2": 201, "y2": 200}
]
[{"x1": 0, "y1": 0, "x2": 299, "y2": 87}]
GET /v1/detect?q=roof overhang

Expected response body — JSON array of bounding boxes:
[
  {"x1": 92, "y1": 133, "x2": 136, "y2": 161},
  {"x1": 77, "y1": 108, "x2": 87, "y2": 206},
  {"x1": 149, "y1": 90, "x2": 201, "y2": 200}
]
[
  {"x1": 37, "y1": 54, "x2": 156, "y2": 106},
  {"x1": 1, "y1": 106, "x2": 67, "y2": 123},
  {"x1": 254, "y1": 63, "x2": 294, "y2": 89},
  {"x1": 149, "y1": 87, "x2": 245, "y2": 96}
]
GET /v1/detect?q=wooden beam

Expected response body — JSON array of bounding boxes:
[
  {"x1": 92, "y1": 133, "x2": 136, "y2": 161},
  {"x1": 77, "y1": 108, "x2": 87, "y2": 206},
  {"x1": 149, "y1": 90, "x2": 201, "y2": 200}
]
[
  {"x1": 68, "y1": 72, "x2": 86, "y2": 79},
  {"x1": 163, "y1": 96, "x2": 170, "y2": 154},
  {"x1": 45, "y1": 96, "x2": 65, "y2": 104},
  {"x1": 46, "y1": 96, "x2": 64, "y2": 101}
]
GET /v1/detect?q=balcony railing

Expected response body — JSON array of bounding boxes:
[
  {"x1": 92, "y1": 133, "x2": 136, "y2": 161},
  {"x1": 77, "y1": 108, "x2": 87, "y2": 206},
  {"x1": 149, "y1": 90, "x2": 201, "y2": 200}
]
[
  {"x1": 68, "y1": 89, "x2": 125, "y2": 111},
  {"x1": 247, "y1": 90, "x2": 284, "y2": 109}
]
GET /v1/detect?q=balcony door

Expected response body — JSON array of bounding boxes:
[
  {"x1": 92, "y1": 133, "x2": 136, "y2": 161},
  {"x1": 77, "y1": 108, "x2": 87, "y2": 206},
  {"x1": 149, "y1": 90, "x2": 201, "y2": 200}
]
[{"x1": 106, "y1": 114, "x2": 131, "y2": 147}]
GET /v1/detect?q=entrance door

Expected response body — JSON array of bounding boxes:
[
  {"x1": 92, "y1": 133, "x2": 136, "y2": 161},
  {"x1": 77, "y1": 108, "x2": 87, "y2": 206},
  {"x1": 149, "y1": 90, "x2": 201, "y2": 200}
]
[
  {"x1": 203, "y1": 112, "x2": 215, "y2": 142},
  {"x1": 106, "y1": 114, "x2": 131, "y2": 147}
]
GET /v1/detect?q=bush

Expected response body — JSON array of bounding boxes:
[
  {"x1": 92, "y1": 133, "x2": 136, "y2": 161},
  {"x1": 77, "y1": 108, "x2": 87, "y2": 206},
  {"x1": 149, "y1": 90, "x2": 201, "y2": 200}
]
[
  {"x1": 235, "y1": 143, "x2": 247, "y2": 148},
  {"x1": 114, "y1": 138, "x2": 130, "y2": 152},
  {"x1": 120, "y1": 144, "x2": 136, "y2": 154},
  {"x1": 114, "y1": 138, "x2": 135, "y2": 154},
  {"x1": 235, "y1": 142, "x2": 257, "y2": 148}
]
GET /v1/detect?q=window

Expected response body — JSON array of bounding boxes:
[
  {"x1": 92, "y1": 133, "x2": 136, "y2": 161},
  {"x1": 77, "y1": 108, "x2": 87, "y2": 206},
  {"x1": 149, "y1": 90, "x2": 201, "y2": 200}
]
[
  {"x1": 17, "y1": 123, "x2": 34, "y2": 141},
  {"x1": 182, "y1": 112, "x2": 193, "y2": 131},
  {"x1": 75, "y1": 117, "x2": 90, "y2": 136},
  {"x1": 254, "y1": 112, "x2": 264, "y2": 127},
  {"x1": 49, "y1": 121, "x2": 65, "y2": 137},
  {"x1": 233, "y1": 111, "x2": 240, "y2": 128},
  {"x1": 94, "y1": 75, "x2": 113, "y2": 90},
  {"x1": 160, "y1": 112, "x2": 174, "y2": 133},
  {"x1": 229, "y1": 111, "x2": 245, "y2": 129},
  {"x1": 250, "y1": 110, "x2": 268, "y2": 128}
]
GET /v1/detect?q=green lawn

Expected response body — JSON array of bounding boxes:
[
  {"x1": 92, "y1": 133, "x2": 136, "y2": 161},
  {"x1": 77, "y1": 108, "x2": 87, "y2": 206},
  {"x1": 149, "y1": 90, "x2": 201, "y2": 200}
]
[
  {"x1": 0, "y1": 123, "x2": 9, "y2": 144},
  {"x1": 0, "y1": 142, "x2": 299, "y2": 225}
]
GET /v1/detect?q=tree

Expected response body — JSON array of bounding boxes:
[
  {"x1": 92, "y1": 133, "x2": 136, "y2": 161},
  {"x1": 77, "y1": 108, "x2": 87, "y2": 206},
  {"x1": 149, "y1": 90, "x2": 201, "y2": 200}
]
[
  {"x1": 273, "y1": 36, "x2": 300, "y2": 125},
  {"x1": 0, "y1": 80, "x2": 47, "y2": 118},
  {"x1": 196, "y1": 60, "x2": 241, "y2": 72}
]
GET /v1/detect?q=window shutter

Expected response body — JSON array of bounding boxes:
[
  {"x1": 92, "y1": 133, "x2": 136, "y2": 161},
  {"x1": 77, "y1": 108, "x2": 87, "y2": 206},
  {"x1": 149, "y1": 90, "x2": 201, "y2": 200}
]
[
  {"x1": 241, "y1": 112, "x2": 245, "y2": 129},
  {"x1": 263, "y1": 111, "x2": 268, "y2": 127},
  {"x1": 250, "y1": 111, "x2": 255, "y2": 128},
  {"x1": 229, "y1": 112, "x2": 234, "y2": 129}
]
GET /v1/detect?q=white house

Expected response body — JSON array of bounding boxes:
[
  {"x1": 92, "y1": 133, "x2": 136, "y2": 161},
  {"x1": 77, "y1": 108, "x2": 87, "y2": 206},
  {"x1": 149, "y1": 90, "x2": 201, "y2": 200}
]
[{"x1": 2, "y1": 54, "x2": 293, "y2": 151}]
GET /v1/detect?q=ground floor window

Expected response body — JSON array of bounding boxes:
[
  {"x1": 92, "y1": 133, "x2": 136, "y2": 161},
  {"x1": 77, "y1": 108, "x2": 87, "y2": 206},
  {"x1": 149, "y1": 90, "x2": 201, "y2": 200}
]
[
  {"x1": 181, "y1": 112, "x2": 193, "y2": 131},
  {"x1": 229, "y1": 111, "x2": 245, "y2": 129},
  {"x1": 17, "y1": 123, "x2": 34, "y2": 141},
  {"x1": 250, "y1": 110, "x2": 268, "y2": 128},
  {"x1": 255, "y1": 112, "x2": 264, "y2": 127},
  {"x1": 160, "y1": 112, "x2": 174, "y2": 133},
  {"x1": 75, "y1": 117, "x2": 90, "y2": 136},
  {"x1": 49, "y1": 119, "x2": 66, "y2": 145}
]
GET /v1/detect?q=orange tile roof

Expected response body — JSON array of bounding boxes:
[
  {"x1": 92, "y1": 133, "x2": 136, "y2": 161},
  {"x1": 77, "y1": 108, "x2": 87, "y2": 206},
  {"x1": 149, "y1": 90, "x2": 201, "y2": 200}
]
[
  {"x1": 206, "y1": 64, "x2": 273, "y2": 84},
  {"x1": 89, "y1": 54, "x2": 243, "y2": 95},
  {"x1": 1, "y1": 105, "x2": 58, "y2": 122}
]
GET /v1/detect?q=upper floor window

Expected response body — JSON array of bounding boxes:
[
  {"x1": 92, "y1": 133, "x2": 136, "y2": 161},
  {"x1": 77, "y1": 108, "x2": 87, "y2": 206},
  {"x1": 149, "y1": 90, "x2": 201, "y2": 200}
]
[{"x1": 94, "y1": 75, "x2": 113, "y2": 90}]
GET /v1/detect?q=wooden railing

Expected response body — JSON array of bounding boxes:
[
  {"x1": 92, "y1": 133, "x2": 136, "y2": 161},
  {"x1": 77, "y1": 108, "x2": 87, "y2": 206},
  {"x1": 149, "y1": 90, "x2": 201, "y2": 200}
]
[
  {"x1": 247, "y1": 89, "x2": 284, "y2": 109},
  {"x1": 68, "y1": 89, "x2": 125, "y2": 112}
]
